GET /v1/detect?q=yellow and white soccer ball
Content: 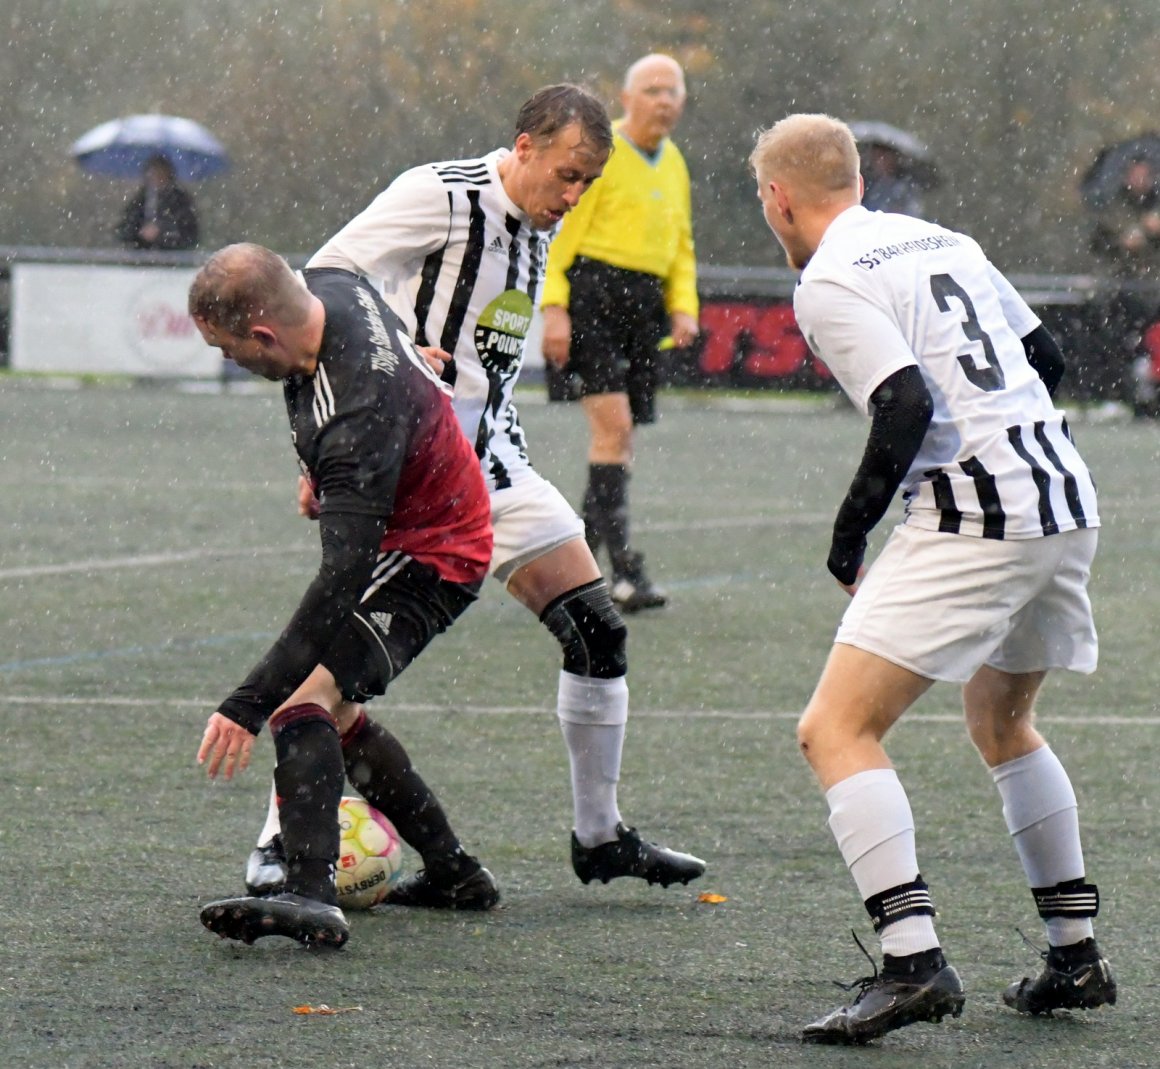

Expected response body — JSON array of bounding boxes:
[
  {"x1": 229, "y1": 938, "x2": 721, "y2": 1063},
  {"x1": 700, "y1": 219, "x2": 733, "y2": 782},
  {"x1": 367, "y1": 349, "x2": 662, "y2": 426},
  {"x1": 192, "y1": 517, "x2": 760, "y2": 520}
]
[{"x1": 336, "y1": 796, "x2": 404, "y2": 909}]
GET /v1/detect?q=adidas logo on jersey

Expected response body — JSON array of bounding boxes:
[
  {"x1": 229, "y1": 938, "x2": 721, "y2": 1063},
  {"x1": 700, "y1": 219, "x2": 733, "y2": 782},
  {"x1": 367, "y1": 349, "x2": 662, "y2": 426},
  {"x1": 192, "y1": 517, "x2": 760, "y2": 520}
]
[{"x1": 486, "y1": 234, "x2": 507, "y2": 254}]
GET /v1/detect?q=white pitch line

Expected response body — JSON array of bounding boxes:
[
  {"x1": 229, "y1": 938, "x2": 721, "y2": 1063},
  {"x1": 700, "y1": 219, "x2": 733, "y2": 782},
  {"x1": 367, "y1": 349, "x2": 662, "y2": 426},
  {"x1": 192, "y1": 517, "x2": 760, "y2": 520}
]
[
  {"x1": 0, "y1": 512, "x2": 827, "y2": 582},
  {"x1": 7, "y1": 694, "x2": 1159, "y2": 726},
  {"x1": 0, "y1": 544, "x2": 307, "y2": 580}
]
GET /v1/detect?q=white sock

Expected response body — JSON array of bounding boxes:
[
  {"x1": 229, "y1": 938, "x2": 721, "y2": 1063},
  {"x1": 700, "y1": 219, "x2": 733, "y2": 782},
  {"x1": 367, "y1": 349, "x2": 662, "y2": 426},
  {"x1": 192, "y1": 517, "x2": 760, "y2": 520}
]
[
  {"x1": 826, "y1": 768, "x2": 940, "y2": 957},
  {"x1": 992, "y1": 745, "x2": 1094, "y2": 946},
  {"x1": 557, "y1": 671, "x2": 627, "y2": 847},
  {"x1": 257, "y1": 779, "x2": 281, "y2": 846}
]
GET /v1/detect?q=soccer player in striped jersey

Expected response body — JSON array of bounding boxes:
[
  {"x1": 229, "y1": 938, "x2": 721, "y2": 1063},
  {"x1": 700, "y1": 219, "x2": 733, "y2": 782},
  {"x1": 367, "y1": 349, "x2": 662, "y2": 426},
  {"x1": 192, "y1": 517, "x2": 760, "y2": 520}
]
[
  {"x1": 244, "y1": 85, "x2": 705, "y2": 908},
  {"x1": 751, "y1": 114, "x2": 1115, "y2": 1044}
]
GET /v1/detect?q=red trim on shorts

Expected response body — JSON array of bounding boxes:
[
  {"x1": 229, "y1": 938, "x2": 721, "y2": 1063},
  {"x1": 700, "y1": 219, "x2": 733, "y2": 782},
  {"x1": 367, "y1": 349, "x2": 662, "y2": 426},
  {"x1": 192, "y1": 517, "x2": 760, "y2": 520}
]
[
  {"x1": 268, "y1": 702, "x2": 338, "y2": 736},
  {"x1": 340, "y1": 708, "x2": 368, "y2": 748}
]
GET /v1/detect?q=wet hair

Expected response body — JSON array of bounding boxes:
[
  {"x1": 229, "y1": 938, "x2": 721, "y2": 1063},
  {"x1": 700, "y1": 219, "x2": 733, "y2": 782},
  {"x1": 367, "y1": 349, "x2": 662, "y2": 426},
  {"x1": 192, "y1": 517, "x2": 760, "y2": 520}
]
[
  {"x1": 750, "y1": 113, "x2": 861, "y2": 197},
  {"x1": 515, "y1": 84, "x2": 612, "y2": 154},
  {"x1": 188, "y1": 242, "x2": 306, "y2": 335}
]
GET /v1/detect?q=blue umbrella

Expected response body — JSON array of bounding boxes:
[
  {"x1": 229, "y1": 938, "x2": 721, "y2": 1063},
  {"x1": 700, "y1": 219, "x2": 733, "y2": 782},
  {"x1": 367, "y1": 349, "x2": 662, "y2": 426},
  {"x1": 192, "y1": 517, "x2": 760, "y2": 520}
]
[{"x1": 70, "y1": 114, "x2": 229, "y2": 181}]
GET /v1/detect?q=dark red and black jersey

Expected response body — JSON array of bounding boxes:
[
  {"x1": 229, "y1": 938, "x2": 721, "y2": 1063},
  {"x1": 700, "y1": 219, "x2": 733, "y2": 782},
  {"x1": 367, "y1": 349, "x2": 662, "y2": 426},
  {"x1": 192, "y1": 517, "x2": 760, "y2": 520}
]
[
  {"x1": 291, "y1": 268, "x2": 491, "y2": 583},
  {"x1": 216, "y1": 269, "x2": 491, "y2": 731}
]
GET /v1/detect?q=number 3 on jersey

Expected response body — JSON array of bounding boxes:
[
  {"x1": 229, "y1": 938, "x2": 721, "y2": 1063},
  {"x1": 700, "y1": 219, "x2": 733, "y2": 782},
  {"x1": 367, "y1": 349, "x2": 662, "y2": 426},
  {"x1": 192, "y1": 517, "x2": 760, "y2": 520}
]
[{"x1": 930, "y1": 273, "x2": 1006, "y2": 392}]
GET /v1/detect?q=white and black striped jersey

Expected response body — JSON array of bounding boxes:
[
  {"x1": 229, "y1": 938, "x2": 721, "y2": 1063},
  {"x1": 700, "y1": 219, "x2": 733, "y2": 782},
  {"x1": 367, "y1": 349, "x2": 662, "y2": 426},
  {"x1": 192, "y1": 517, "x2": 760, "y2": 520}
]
[
  {"x1": 308, "y1": 149, "x2": 552, "y2": 493},
  {"x1": 795, "y1": 206, "x2": 1099, "y2": 540}
]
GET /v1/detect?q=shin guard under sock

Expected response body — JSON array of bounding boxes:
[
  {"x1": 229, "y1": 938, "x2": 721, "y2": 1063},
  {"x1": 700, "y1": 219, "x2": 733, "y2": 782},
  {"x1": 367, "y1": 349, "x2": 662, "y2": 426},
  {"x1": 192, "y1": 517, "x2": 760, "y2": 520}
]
[
  {"x1": 271, "y1": 704, "x2": 344, "y2": 905},
  {"x1": 341, "y1": 709, "x2": 469, "y2": 878}
]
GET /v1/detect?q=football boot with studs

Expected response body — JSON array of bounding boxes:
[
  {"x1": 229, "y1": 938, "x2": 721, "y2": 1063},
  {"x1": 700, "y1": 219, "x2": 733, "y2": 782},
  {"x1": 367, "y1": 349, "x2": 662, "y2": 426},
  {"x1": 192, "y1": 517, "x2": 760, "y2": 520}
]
[
  {"x1": 802, "y1": 936, "x2": 965, "y2": 1045},
  {"x1": 572, "y1": 823, "x2": 705, "y2": 887},
  {"x1": 610, "y1": 553, "x2": 668, "y2": 614},
  {"x1": 1003, "y1": 934, "x2": 1117, "y2": 1015},
  {"x1": 244, "y1": 834, "x2": 288, "y2": 897},
  {"x1": 384, "y1": 861, "x2": 500, "y2": 911},
  {"x1": 200, "y1": 892, "x2": 349, "y2": 948}
]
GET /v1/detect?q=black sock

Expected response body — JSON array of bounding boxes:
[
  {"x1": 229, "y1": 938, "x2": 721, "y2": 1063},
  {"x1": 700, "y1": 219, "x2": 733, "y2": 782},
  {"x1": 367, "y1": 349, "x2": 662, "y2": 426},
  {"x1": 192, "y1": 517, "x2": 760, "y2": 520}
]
[
  {"x1": 587, "y1": 463, "x2": 631, "y2": 574},
  {"x1": 1048, "y1": 937, "x2": 1100, "y2": 967},
  {"x1": 881, "y1": 946, "x2": 946, "y2": 981},
  {"x1": 272, "y1": 706, "x2": 344, "y2": 905},
  {"x1": 342, "y1": 712, "x2": 473, "y2": 879}
]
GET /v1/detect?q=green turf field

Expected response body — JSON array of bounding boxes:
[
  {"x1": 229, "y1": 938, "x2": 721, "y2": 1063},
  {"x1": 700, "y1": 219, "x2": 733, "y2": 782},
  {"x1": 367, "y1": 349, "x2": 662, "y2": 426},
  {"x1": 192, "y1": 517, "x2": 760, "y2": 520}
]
[{"x1": 1, "y1": 379, "x2": 1156, "y2": 1068}]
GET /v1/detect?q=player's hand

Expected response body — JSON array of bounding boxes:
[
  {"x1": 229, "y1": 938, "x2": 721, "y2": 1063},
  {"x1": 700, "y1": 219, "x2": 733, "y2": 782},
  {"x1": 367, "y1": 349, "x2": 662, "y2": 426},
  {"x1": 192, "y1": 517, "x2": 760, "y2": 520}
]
[
  {"x1": 197, "y1": 712, "x2": 256, "y2": 781},
  {"x1": 540, "y1": 305, "x2": 572, "y2": 368},
  {"x1": 297, "y1": 474, "x2": 320, "y2": 520},
  {"x1": 669, "y1": 311, "x2": 699, "y2": 349},
  {"x1": 417, "y1": 345, "x2": 453, "y2": 376},
  {"x1": 836, "y1": 566, "x2": 865, "y2": 597}
]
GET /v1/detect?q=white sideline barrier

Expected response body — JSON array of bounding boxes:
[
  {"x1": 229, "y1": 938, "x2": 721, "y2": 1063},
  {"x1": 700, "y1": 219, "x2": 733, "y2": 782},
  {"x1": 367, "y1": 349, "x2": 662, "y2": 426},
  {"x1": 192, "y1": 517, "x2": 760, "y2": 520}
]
[{"x1": 11, "y1": 263, "x2": 221, "y2": 377}]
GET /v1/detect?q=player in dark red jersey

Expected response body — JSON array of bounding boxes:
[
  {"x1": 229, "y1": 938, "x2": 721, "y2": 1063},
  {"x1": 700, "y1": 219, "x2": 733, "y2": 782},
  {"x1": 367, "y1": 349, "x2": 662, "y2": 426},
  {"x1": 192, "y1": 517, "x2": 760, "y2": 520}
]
[{"x1": 188, "y1": 242, "x2": 496, "y2": 947}]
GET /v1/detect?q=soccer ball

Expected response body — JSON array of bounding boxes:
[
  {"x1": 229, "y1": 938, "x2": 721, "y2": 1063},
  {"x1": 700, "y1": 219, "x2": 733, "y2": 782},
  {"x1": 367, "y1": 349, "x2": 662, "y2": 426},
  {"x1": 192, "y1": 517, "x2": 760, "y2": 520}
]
[{"x1": 335, "y1": 796, "x2": 404, "y2": 909}]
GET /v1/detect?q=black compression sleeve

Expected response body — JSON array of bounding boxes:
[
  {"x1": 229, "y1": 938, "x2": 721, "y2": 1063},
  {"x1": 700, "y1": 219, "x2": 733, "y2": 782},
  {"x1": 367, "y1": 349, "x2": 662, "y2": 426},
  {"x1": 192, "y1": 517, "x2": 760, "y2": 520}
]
[
  {"x1": 828, "y1": 366, "x2": 934, "y2": 585},
  {"x1": 1021, "y1": 324, "x2": 1065, "y2": 397},
  {"x1": 216, "y1": 510, "x2": 386, "y2": 733}
]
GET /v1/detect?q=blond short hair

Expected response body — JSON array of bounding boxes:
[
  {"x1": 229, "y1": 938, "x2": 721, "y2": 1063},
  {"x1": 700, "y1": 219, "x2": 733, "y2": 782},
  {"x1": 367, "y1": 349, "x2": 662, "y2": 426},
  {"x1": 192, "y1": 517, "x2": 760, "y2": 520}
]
[{"x1": 749, "y1": 114, "x2": 860, "y2": 200}]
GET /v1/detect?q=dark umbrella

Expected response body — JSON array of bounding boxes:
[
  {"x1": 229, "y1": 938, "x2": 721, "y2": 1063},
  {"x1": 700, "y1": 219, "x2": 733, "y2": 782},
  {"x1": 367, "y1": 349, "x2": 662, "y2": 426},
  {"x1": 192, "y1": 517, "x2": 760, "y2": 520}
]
[
  {"x1": 1079, "y1": 133, "x2": 1160, "y2": 210},
  {"x1": 70, "y1": 113, "x2": 229, "y2": 181},
  {"x1": 849, "y1": 120, "x2": 940, "y2": 189}
]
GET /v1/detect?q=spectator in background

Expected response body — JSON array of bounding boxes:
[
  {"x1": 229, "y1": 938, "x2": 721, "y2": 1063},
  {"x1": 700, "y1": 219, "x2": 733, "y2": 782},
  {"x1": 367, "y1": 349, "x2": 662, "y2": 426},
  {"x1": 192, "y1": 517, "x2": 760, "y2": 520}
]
[
  {"x1": 115, "y1": 154, "x2": 200, "y2": 250},
  {"x1": 540, "y1": 54, "x2": 699, "y2": 614},
  {"x1": 1090, "y1": 156, "x2": 1160, "y2": 414},
  {"x1": 860, "y1": 143, "x2": 927, "y2": 218}
]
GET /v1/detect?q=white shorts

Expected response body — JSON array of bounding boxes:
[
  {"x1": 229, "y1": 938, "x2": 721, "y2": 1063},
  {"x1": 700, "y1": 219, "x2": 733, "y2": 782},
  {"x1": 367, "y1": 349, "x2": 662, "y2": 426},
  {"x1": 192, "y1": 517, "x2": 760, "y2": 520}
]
[
  {"x1": 835, "y1": 524, "x2": 1099, "y2": 683},
  {"x1": 489, "y1": 468, "x2": 585, "y2": 584}
]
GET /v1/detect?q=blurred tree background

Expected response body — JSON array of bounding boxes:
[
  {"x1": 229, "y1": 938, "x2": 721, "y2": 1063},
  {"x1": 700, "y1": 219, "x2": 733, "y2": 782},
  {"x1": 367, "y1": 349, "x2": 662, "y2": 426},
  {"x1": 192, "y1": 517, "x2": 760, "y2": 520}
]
[{"x1": 3, "y1": 0, "x2": 1160, "y2": 272}]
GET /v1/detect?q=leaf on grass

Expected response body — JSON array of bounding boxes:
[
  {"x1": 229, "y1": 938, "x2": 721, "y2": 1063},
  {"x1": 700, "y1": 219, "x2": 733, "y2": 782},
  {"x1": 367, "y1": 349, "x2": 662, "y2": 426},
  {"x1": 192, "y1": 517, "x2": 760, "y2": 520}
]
[
  {"x1": 697, "y1": 892, "x2": 728, "y2": 904},
  {"x1": 292, "y1": 1004, "x2": 363, "y2": 1015}
]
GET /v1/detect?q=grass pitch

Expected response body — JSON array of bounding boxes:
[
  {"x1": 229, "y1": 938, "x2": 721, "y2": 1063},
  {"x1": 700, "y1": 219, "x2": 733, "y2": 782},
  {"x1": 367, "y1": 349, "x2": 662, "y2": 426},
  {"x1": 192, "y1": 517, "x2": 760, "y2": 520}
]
[{"x1": 1, "y1": 379, "x2": 1157, "y2": 1068}]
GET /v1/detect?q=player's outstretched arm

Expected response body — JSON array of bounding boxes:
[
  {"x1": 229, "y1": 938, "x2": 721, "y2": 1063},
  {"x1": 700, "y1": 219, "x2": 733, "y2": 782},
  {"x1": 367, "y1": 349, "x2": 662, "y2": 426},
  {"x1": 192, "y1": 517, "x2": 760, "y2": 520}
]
[{"x1": 197, "y1": 711, "x2": 256, "y2": 781}]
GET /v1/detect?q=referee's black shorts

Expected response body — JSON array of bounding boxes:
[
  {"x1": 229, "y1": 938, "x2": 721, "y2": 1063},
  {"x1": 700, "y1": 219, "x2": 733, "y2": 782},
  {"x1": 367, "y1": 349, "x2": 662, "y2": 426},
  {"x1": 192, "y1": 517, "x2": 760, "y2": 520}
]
[
  {"x1": 321, "y1": 554, "x2": 481, "y2": 704},
  {"x1": 561, "y1": 257, "x2": 668, "y2": 425}
]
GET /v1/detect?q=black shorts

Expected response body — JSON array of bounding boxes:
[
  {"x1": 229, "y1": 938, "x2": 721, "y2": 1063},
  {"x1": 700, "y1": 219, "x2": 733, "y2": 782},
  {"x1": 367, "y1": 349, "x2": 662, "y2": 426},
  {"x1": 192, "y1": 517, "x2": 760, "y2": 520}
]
[
  {"x1": 321, "y1": 554, "x2": 481, "y2": 704},
  {"x1": 562, "y1": 257, "x2": 668, "y2": 425}
]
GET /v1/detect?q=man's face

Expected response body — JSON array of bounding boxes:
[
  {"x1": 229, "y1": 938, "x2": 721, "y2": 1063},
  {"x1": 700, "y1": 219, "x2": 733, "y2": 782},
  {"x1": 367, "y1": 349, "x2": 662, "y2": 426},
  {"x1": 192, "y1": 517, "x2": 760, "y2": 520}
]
[
  {"x1": 756, "y1": 170, "x2": 811, "y2": 271},
  {"x1": 622, "y1": 60, "x2": 686, "y2": 148},
  {"x1": 195, "y1": 318, "x2": 285, "y2": 380},
  {"x1": 515, "y1": 123, "x2": 608, "y2": 230}
]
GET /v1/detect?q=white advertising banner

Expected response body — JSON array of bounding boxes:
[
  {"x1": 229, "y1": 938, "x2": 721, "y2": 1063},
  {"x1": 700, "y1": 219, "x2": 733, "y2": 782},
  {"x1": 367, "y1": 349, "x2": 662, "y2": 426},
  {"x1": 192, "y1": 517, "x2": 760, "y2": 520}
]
[{"x1": 11, "y1": 263, "x2": 221, "y2": 377}]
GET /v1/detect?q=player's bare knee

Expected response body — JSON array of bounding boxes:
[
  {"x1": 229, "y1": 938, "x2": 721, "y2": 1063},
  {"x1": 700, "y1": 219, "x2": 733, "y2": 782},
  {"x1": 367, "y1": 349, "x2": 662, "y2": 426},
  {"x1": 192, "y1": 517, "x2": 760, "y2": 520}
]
[
  {"x1": 334, "y1": 701, "x2": 363, "y2": 735},
  {"x1": 969, "y1": 713, "x2": 1043, "y2": 768},
  {"x1": 540, "y1": 579, "x2": 627, "y2": 678}
]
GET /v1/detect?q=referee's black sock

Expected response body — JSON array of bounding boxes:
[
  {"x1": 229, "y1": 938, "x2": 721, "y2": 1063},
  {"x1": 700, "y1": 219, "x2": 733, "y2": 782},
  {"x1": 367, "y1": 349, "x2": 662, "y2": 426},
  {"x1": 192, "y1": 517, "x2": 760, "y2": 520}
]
[
  {"x1": 587, "y1": 463, "x2": 633, "y2": 576},
  {"x1": 271, "y1": 704, "x2": 344, "y2": 906},
  {"x1": 341, "y1": 710, "x2": 474, "y2": 881}
]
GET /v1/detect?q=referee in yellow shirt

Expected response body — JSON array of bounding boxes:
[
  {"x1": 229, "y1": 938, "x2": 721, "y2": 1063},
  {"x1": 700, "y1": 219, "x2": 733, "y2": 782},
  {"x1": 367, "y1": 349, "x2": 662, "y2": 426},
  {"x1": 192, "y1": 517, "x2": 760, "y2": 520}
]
[{"x1": 541, "y1": 53, "x2": 699, "y2": 613}]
